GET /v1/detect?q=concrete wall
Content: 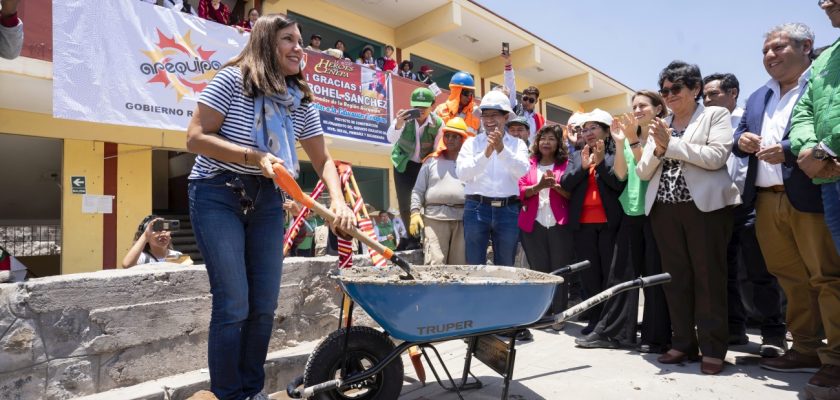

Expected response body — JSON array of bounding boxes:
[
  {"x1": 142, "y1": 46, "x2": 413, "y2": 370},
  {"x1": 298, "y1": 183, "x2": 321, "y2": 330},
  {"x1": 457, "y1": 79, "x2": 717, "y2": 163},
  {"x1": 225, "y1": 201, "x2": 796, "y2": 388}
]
[{"x1": 0, "y1": 251, "x2": 421, "y2": 399}]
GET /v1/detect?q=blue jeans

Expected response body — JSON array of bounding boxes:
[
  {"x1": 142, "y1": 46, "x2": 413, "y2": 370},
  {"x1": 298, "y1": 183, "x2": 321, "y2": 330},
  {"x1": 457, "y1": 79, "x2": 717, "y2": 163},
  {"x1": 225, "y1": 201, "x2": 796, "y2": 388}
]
[
  {"x1": 189, "y1": 172, "x2": 285, "y2": 400},
  {"x1": 463, "y1": 198, "x2": 520, "y2": 266},
  {"x1": 822, "y1": 181, "x2": 840, "y2": 255}
]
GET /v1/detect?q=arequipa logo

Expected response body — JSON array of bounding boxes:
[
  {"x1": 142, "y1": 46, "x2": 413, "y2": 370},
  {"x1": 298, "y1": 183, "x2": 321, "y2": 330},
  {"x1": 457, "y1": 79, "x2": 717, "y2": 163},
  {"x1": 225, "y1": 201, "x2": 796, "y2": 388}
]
[{"x1": 140, "y1": 29, "x2": 223, "y2": 101}]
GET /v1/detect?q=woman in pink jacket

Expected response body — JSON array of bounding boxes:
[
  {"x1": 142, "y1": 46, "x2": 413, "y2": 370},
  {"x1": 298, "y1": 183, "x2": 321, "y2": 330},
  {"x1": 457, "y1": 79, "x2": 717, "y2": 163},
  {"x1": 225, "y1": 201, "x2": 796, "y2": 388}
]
[{"x1": 518, "y1": 124, "x2": 573, "y2": 330}]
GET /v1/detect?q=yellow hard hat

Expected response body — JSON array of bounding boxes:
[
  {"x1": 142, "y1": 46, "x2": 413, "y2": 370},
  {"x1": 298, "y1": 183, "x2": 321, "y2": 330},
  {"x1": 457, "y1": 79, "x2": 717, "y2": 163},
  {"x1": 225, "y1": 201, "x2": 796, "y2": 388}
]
[{"x1": 442, "y1": 117, "x2": 469, "y2": 137}]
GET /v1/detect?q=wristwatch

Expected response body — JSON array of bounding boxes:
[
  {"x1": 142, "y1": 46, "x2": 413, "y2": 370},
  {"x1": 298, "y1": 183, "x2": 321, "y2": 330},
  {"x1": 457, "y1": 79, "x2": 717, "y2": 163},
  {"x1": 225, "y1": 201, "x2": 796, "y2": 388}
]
[{"x1": 813, "y1": 142, "x2": 835, "y2": 160}]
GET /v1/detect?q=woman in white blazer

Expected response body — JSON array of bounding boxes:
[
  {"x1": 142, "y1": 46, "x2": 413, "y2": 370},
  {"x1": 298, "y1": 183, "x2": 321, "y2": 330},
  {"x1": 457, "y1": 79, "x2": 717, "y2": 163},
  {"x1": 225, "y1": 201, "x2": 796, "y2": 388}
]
[{"x1": 636, "y1": 61, "x2": 741, "y2": 375}]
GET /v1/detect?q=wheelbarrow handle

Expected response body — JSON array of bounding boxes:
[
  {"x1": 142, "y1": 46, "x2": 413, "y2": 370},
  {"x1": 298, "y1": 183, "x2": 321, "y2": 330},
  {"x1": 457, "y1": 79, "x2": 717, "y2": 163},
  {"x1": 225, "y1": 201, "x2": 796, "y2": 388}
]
[
  {"x1": 554, "y1": 272, "x2": 671, "y2": 324},
  {"x1": 638, "y1": 273, "x2": 671, "y2": 287},
  {"x1": 550, "y1": 260, "x2": 591, "y2": 276},
  {"x1": 271, "y1": 164, "x2": 413, "y2": 278}
]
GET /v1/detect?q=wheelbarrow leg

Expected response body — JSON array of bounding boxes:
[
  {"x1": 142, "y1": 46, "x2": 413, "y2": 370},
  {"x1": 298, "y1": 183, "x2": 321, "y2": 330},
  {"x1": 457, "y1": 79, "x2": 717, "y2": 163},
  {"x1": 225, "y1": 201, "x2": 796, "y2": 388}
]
[
  {"x1": 459, "y1": 337, "x2": 483, "y2": 391},
  {"x1": 501, "y1": 333, "x2": 517, "y2": 400},
  {"x1": 418, "y1": 342, "x2": 483, "y2": 400},
  {"x1": 339, "y1": 300, "x2": 355, "y2": 378}
]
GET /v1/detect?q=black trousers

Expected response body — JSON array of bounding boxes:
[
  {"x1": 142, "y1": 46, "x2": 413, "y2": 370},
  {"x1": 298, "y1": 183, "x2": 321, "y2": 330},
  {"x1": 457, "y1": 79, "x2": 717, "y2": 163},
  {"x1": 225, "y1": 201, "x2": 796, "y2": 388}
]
[
  {"x1": 650, "y1": 202, "x2": 732, "y2": 359},
  {"x1": 595, "y1": 214, "x2": 671, "y2": 346},
  {"x1": 726, "y1": 207, "x2": 786, "y2": 338},
  {"x1": 292, "y1": 246, "x2": 315, "y2": 257},
  {"x1": 521, "y1": 223, "x2": 575, "y2": 315},
  {"x1": 574, "y1": 223, "x2": 619, "y2": 332},
  {"x1": 393, "y1": 161, "x2": 423, "y2": 233}
]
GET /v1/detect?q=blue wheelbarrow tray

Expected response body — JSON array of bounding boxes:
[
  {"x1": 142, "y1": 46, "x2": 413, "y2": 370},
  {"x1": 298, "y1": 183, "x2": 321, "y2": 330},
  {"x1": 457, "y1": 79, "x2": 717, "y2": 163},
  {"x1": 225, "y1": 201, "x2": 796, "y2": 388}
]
[{"x1": 332, "y1": 265, "x2": 564, "y2": 342}]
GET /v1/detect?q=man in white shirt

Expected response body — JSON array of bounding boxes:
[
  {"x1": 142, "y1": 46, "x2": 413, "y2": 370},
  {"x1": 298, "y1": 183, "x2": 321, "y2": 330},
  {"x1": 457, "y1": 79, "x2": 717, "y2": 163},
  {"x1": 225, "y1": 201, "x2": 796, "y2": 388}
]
[
  {"x1": 456, "y1": 90, "x2": 529, "y2": 266},
  {"x1": 734, "y1": 23, "x2": 840, "y2": 382},
  {"x1": 704, "y1": 72, "x2": 785, "y2": 355}
]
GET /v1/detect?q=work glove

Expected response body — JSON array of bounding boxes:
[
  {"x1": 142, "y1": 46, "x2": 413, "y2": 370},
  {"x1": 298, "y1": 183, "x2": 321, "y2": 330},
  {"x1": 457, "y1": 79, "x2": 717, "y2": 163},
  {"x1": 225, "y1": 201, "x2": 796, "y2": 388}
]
[{"x1": 409, "y1": 212, "x2": 424, "y2": 237}]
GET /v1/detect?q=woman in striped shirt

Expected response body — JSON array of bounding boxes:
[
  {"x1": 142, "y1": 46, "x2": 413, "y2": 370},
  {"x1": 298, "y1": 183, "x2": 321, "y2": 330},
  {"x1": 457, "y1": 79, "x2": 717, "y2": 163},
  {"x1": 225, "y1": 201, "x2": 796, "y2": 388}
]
[{"x1": 186, "y1": 15, "x2": 353, "y2": 400}]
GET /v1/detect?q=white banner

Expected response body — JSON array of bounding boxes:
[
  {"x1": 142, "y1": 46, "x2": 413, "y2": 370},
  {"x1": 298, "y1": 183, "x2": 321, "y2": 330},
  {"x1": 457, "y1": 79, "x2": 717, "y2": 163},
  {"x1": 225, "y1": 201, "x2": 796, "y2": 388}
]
[{"x1": 53, "y1": 0, "x2": 248, "y2": 130}]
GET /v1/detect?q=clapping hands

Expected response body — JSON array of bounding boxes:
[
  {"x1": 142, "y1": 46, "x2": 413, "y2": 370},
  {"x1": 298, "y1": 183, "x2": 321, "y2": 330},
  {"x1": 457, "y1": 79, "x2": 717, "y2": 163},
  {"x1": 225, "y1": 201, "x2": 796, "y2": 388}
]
[
  {"x1": 580, "y1": 141, "x2": 606, "y2": 168},
  {"x1": 650, "y1": 117, "x2": 671, "y2": 157},
  {"x1": 484, "y1": 127, "x2": 505, "y2": 157}
]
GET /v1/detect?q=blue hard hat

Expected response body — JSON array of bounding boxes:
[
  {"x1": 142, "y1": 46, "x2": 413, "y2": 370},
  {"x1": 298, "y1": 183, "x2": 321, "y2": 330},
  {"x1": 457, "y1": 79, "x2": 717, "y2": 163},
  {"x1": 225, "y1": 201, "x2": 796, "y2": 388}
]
[{"x1": 449, "y1": 71, "x2": 475, "y2": 89}]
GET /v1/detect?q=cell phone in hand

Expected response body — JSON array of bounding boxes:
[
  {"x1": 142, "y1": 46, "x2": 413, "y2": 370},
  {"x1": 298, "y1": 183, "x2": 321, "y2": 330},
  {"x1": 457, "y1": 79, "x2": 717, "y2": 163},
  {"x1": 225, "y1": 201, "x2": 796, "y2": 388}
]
[
  {"x1": 405, "y1": 108, "x2": 422, "y2": 120},
  {"x1": 152, "y1": 219, "x2": 181, "y2": 232},
  {"x1": 502, "y1": 42, "x2": 510, "y2": 55}
]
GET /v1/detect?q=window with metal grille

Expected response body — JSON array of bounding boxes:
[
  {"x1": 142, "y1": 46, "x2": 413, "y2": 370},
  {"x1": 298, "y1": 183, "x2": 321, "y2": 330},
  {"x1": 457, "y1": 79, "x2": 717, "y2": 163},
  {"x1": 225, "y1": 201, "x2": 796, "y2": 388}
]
[{"x1": 0, "y1": 225, "x2": 62, "y2": 257}]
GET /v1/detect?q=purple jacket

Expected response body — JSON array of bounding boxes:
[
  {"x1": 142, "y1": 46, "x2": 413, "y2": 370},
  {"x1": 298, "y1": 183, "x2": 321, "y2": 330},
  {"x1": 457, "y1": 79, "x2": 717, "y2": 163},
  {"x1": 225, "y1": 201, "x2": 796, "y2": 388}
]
[{"x1": 518, "y1": 158, "x2": 570, "y2": 233}]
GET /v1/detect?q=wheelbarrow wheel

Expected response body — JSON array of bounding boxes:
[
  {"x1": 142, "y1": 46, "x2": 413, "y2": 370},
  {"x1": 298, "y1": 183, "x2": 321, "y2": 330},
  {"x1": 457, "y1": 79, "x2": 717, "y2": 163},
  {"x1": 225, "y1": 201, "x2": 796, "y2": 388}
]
[{"x1": 303, "y1": 326, "x2": 404, "y2": 400}]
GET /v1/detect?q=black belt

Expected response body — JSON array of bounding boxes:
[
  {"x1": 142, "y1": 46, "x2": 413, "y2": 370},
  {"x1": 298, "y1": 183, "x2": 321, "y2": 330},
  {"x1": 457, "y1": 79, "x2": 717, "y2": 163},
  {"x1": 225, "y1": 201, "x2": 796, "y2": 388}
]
[
  {"x1": 466, "y1": 194, "x2": 520, "y2": 207},
  {"x1": 425, "y1": 203, "x2": 465, "y2": 208},
  {"x1": 757, "y1": 185, "x2": 785, "y2": 193}
]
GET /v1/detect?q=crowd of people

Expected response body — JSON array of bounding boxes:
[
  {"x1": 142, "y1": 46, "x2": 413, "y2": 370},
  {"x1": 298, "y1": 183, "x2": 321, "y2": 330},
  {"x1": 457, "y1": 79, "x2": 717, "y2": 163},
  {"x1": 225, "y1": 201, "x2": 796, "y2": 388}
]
[
  {"x1": 384, "y1": 11, "x2": 840, "y2": 397},
  {"x1": 140, "y1": 0, "x2": 258, "y2": 31},
  {"x1": 117, "y1": 1, "x2": 840, "y2": 398}
]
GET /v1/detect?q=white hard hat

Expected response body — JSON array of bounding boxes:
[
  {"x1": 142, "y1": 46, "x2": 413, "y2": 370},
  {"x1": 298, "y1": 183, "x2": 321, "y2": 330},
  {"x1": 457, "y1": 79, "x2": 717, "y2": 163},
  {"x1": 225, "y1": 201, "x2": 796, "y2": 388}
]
[
  {"x1": 567, "y1": 112, "x2": 585, "y2": 126},
  {"x1": 581, "y1": 108, "x2": 613, "y2": 127},
  {"x1": 478, "y1": 90, "x2": 513, "y2": 115}
]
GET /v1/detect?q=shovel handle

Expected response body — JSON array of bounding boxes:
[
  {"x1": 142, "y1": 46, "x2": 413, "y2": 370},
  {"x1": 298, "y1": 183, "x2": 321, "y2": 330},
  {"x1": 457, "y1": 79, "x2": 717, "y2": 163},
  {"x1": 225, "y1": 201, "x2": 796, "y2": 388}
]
[{"x1": 272, "y1": 164, "x2": 412, "y2": 275}]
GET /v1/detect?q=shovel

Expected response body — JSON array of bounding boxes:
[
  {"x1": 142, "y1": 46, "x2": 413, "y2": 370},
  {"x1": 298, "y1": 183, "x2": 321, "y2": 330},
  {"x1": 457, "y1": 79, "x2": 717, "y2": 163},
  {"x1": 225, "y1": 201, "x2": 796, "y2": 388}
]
[{"x1": 272, "y1": 164, "x2": 415, "y2": 280}]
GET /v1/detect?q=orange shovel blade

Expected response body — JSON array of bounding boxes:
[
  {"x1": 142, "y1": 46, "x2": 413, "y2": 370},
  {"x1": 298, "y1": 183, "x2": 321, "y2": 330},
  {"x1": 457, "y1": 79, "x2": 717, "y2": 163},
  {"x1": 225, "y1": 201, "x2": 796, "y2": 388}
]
[{"x1": 272, "y1": 164, "x2": 315, "y2": 209}]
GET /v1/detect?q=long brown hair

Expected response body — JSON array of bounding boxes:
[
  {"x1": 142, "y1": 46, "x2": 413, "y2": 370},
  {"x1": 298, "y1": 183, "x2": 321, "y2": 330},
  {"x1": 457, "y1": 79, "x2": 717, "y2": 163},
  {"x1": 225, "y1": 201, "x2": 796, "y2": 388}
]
[
  {"x1": 529, "y1": 124, "x2": 568, "y2": 164},
  {"x1": 632, "y1": 90, "x2": 668, "y2": 137},
  {"x1": 223, "y1": 14, "x2": 313, "y2": 101},
  {"x1": 632, "y1": 90, "x2": 668, "y2": 119}
]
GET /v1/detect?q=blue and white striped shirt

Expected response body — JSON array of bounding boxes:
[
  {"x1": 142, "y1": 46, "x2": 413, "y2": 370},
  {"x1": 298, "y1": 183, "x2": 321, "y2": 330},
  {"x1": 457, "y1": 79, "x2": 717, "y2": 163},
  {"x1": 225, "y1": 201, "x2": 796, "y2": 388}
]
[{"x1": 189, "y1": 67, "x2": 324, "y2": 180}]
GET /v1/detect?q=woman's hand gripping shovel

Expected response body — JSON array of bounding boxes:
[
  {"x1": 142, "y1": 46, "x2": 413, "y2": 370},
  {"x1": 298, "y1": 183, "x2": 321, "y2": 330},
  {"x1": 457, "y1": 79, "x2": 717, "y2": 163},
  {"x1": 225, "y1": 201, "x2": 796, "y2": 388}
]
[
  {"x1": 271, "y1": 164, "x2": 415, "y2": 280},
  {"x1": 273, "y1": 164, "x2": 426, "y2": 382}
]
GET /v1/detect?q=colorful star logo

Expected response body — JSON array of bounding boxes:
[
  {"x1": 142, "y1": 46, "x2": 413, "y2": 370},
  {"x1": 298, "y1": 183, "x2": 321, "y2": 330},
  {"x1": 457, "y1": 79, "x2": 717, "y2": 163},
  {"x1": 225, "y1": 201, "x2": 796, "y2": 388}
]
[{"x1": 141, "y1": 29, "x2": 221, "y2": 101}]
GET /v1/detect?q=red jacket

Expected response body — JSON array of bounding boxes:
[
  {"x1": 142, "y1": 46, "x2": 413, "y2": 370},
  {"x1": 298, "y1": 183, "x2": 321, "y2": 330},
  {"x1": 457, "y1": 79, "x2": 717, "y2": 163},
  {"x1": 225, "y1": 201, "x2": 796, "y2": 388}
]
[
  {"x1": 531, "y1": 112, "x2": 545, "y2": 131},
  {"x1": 518, "y1": 157, "x2": 569, "y2": 232},
  {"x1": 198, "y1": 0, "x2": 230, "y2": 25}
]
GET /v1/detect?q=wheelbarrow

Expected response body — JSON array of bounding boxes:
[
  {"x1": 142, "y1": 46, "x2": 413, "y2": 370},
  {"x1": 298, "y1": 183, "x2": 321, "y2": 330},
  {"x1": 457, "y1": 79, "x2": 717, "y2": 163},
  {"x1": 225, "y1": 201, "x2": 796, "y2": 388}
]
[
  {"x1": 285, "y1": 263, "x2": 671, "y2": 400},
  {"x1": 270, "y1": 165, "x2": 671, "y2": 399}
]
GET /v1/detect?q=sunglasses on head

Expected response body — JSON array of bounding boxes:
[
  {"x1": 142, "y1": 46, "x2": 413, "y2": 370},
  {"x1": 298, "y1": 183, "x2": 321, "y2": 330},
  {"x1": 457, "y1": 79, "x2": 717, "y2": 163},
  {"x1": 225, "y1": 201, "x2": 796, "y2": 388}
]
[
  {"x1": 225, "y1": 177, "x2": 255, "y2": 215},
  {"x1": 522, "y1": 96, "x2": 537, "y2": 103},
  {"x1": 819, "y1": 0, "x2": 835, "y2": 6},
  {"x1": 659, "y1": 83, "x2": 685, "y2": 98}
]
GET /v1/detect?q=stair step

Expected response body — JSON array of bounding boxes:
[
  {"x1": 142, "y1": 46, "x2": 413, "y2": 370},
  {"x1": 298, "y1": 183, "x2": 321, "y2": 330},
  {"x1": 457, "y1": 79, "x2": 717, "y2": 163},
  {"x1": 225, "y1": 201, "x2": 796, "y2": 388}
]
[
  {"x1": 179, "y1": 244, "x2": 200, "y2": 254},
  {"x1": 172, "y1": 238, "x2": 196, "y2": 247}
]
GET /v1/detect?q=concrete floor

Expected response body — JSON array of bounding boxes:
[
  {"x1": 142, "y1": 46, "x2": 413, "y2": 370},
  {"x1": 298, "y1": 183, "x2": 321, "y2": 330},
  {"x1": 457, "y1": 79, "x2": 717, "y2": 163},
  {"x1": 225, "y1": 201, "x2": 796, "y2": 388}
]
[{"x1": 275, "y1": 322, "x2": 814, "y2": 400}]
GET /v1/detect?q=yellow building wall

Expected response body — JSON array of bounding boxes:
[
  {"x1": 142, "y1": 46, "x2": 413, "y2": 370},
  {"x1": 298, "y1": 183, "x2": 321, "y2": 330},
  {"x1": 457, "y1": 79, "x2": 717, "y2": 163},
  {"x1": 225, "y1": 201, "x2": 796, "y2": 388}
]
[
  {"x1": 61, "y1": 139, "x2": 104, "y2": 274},
  {"x1": 402, "y1": 41, "x2": 481, "y2": 83},
  {"x1": 267, "y1": 0, "x2": 395, "y2": 46},
  {"x1": 116, "y1": 145, "x2": 153, "y2": 268},
  {"x1": 0, "y1": 108, "x2": 187, "y2": 150},
  {"x1": 265, "y1": 1, "x2": 481, "y2": 92}
]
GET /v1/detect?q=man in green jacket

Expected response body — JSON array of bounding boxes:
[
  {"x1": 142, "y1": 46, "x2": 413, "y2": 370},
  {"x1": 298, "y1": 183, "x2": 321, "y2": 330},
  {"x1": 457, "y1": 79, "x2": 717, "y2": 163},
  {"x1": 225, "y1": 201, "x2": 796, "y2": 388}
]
[
  {"x1": 791, "y1": 2, "x2": 840, "y2": 256},
  {"x1": 387, "y1": 87, "x2": 444, "y2": 250},
  {"x1": 787, "y1": 0, "x2": 840, "y2": 395}
]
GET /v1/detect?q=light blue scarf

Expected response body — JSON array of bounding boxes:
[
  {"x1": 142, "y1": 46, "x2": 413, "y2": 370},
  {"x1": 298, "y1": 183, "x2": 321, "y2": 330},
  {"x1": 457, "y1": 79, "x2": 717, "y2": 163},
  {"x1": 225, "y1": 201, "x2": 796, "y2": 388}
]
[{"x1": 251, "y1": 81, "x2": 303, "y2": 178}]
